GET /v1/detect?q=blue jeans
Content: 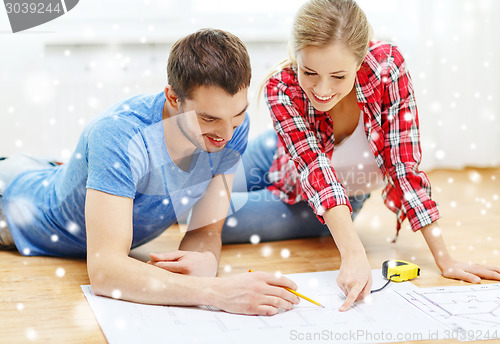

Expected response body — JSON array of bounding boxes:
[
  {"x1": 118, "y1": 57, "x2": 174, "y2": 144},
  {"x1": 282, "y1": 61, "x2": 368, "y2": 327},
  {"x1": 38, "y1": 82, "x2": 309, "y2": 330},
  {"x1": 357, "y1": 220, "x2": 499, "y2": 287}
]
[
  {"x1": 221, "y1": 130, "x2": 369, "y2": 244},
  {"x1": 0, "y1": 154, "x2": 57, "y2": 248}
]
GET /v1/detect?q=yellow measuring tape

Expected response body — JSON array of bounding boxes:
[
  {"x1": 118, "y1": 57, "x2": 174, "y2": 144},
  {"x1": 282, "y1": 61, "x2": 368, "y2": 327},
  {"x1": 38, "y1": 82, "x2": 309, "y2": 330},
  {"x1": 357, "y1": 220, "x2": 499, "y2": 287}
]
[
  {"x1": 372, "y1": 260, "x2": 420, "y2": 293},
  {"x1": 382, "y1": 259, "x2": 420, "y2": 282}
]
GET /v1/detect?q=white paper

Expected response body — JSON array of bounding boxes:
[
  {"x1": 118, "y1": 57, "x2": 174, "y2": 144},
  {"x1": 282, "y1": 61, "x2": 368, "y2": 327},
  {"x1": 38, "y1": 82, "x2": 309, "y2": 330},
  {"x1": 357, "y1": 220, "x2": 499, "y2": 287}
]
[
  {"x1": 396, "y1": 283, "x2": 500, "y2": 342},
  {"x1": 82, "y1": 269, "x2": 447, "y2": 344}
]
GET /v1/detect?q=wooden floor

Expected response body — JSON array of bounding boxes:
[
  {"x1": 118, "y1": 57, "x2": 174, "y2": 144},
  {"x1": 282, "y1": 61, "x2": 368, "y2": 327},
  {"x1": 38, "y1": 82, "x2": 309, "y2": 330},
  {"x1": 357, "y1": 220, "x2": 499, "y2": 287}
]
[{"x1": 1, "y1": 167, "x2": 499, "y2": 344}]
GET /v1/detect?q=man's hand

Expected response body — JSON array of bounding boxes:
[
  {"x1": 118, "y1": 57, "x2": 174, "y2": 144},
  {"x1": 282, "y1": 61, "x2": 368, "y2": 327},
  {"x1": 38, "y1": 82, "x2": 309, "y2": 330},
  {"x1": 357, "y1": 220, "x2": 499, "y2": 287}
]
[
  {"x1": 337, "y1": 252, "x2": 372, "y2": 312},
  {"x1": 208, "y1": 271, "x2": 300, "y2": 316},
  {"x1": 148, "y1": 250, "x2": 218, "y2": 277},
  {"x1": 439, "y1": 258, "x2": 500, "y2": 283}
]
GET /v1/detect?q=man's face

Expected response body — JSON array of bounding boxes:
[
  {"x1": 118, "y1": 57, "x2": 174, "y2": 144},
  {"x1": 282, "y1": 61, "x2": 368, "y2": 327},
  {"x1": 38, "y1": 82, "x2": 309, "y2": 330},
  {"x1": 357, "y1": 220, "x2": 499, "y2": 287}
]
[{"x1": 176, "y1": 86, "x2": 248, "y2": 153}]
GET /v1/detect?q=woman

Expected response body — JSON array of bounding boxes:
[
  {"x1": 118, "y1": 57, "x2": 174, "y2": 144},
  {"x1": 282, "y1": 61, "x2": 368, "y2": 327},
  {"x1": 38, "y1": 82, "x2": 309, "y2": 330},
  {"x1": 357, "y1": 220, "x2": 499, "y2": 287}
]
[{"x1": 223, "y1": 0, "x2": 500, "y2": 311}]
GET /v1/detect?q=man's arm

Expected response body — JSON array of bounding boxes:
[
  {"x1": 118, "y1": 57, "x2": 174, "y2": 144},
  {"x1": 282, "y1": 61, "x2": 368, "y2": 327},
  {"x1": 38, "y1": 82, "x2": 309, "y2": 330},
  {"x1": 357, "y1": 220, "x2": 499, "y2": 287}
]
[
  {"x1": 85, "y1": 187, "x2": 300, "y2": 314},
  {"x1": 181, "y1": 174, "x2": 234, "y2": 258},
  {"x1": 85, "y1": 188, "x2": 209, "y2": 305},
  {"x1": 149, "y1": 174, "x2": 234, "y2": 277}
]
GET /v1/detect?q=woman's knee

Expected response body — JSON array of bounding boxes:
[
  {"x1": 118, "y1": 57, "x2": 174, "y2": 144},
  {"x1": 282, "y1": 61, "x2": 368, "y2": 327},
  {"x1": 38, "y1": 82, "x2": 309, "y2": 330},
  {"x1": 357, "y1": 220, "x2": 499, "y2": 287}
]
[{"x1": 236, "y1": 129, "x2": 278, "y2": 192}]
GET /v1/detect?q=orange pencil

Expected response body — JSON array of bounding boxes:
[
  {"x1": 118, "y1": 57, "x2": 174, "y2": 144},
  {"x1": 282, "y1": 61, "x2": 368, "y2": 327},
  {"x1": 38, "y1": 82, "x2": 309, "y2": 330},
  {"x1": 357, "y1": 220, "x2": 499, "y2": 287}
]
[{"x1": 249, "y1": 269, "x2": 325, "y2": 308}]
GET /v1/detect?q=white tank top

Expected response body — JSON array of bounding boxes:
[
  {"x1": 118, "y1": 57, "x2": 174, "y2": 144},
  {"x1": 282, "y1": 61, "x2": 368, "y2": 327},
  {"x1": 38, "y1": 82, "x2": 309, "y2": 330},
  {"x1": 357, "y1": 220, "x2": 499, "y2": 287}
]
[{"x1": 331, "y1": 112, "x2": 384, "y2": 196}]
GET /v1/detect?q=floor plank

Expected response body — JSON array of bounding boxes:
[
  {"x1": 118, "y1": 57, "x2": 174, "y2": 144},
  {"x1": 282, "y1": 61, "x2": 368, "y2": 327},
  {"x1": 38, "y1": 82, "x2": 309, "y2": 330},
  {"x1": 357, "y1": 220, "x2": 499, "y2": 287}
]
[{"x1": 1, "y1": 167, "x2": 499, "y2": 344}]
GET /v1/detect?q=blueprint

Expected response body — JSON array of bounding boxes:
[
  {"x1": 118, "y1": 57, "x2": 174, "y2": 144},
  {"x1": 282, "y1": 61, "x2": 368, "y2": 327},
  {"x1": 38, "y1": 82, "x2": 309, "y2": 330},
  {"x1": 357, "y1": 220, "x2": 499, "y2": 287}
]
[
  {"x1": 397, "y1": 284, "x2": 500, "y2": 341},
  {"x1": 82, "y1": 270, "x2": 448, "y2": 344}
]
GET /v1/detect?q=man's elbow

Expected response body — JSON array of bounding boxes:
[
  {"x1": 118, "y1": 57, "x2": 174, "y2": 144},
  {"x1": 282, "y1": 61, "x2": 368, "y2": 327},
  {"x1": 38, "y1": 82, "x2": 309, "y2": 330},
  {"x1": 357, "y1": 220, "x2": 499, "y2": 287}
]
[
  {"x1": 87, "y1": 256, "x2": 119, "y2": 298},
  {"x1": 87, "y1": 264, "x2": 109, "y2": 297}
]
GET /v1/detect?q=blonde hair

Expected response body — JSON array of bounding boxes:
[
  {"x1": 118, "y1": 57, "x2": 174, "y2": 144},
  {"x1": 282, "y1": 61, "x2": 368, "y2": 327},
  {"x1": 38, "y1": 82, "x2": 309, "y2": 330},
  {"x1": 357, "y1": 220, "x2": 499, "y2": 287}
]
[
  {"x1": 290, "y1": 0, "x2": 372, "y2": 66},
  {"x1": 259, "y1": 0, "x2": 372, "y2": 99}
]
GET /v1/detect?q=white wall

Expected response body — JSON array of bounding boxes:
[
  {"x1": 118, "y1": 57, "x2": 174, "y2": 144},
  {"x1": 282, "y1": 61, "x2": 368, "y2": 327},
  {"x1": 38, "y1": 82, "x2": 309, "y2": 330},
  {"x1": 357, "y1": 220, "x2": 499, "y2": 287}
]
[{"x1": 0, "y1": 0, "x2": 499, "y2": 169}]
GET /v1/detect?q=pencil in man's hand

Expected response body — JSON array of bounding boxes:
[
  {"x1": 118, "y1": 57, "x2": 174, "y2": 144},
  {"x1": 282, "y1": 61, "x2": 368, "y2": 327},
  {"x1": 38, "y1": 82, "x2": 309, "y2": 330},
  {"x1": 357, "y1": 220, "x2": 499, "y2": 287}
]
[
  {"x1": 284, "y1": 287, "x2": 325, "y2": 308},
  {"x1": 248, "y1": 269, "x2": 325, "y2": 308}
]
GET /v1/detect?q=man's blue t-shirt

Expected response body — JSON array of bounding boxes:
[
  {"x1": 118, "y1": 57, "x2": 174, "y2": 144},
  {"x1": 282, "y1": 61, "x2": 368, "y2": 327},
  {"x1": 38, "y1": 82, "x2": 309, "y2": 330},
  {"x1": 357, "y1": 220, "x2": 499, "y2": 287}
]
[{"x1": 3, "y1": 92, "x2": 249, "y2": 257}]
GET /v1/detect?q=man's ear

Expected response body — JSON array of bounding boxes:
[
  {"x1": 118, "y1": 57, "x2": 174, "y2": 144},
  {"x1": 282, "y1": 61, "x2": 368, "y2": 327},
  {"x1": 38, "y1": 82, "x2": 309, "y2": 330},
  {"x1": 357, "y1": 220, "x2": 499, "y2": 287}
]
[{"x1": 164, "y1": 85, "x2": 180, "y2": 111}]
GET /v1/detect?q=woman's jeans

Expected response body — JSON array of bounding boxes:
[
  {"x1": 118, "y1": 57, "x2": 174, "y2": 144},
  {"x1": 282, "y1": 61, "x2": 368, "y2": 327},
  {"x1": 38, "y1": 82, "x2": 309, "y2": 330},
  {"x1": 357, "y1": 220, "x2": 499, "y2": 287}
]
[{"x1": 221, "y1": 130, "x2": 369, "y2": 244}]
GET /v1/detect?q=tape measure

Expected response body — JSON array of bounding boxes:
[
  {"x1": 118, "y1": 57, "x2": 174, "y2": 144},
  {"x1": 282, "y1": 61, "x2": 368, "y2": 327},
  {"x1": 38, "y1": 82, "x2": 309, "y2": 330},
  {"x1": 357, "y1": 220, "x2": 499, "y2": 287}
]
[
  {"x1": 382, "y1": 259, "x2": 420, "y2": 282},
  {"x1": 371, "y1": 260, "x2": 420, "y2": 293}
]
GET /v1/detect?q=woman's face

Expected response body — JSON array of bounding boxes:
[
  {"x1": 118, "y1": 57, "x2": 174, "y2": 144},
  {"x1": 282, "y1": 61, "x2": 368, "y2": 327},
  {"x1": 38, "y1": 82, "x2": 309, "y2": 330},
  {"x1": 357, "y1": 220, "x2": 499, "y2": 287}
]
[{"x1": 296, "y1": 42, "x2": 360, "y2": 112}]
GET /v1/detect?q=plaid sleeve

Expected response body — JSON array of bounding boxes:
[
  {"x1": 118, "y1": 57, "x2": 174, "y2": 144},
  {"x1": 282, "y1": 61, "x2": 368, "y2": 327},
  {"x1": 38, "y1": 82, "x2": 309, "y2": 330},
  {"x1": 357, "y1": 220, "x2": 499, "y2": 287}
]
[
  {"x1": 265, "y1": 75, "x2": 352, "y2": 222},
  {"x1": 382, "y1": 45, "x2": 441, "y2": 231}
]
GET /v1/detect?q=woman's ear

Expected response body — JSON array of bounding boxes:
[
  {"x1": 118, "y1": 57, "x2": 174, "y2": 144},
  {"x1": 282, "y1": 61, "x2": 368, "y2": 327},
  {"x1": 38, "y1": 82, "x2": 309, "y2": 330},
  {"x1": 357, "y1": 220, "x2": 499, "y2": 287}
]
[{"x1": 164, "y1": 85, "x2": 180, "y2": 111}]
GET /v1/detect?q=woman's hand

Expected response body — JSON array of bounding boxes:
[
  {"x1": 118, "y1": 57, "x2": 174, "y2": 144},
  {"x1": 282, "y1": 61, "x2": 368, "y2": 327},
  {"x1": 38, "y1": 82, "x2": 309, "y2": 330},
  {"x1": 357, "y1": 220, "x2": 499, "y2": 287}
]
[
  {"x1": 438, "y1": 258, "x2": 500, "y2": 283},
  {"x1": 337, "y1": 251, "x2": 373, "y2": 311},
  {"x1": 420, "y1": 222, "x2": 500, "y2": 283},
  {"x1": 208, "y1": 271, "x2": 300, "y2": 316},
  {"x1": 147, "y1": 250, "x2": 218, "y2": 277},
  {"x1": 322, "y1": 205, "x2": 372, "y2": 311}
]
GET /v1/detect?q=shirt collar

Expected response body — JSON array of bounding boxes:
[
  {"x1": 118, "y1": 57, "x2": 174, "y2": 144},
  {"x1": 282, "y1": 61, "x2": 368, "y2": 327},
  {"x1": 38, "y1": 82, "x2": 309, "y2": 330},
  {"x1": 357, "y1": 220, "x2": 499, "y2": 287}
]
[{"x1": 355, "y1": 51, "x2": 382, "y2": 104}]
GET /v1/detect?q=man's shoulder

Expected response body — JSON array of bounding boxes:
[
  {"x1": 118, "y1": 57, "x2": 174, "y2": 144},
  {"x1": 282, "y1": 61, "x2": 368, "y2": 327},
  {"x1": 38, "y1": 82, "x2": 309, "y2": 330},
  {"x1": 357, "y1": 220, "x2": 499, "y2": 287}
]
[
  {"x1": 86, "y1": 112, "x2": 139, "y2": 138},
  {"x1": 86, "y1": 92, "x2": 164, "y2": 135},
  {"x1": 101, "y1": 92, "x2": 163, "y2": 120}
]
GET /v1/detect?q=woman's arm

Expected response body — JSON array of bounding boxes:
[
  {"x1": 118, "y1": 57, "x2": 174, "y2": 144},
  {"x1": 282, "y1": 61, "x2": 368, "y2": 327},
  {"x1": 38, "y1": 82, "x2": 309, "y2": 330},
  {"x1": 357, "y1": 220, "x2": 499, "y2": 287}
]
[
  {"x1": 420, "y1": 221, "x2": 500, "y2": 282},
  {"x1": 378, "y1": 45, "x2": 499, "y2": 282},
  {"x1": 265, "y1": 72, "x2": 371, "y2": 310},
  {"x1": 380, "y1": 44, "x2": 440, "y2": 232},
  {"x1": 323, "y1": 205, "x2": 372, "y2": 311},
  {"x1": 265, "y1": 71, "x2": 352, "y2": 218}
]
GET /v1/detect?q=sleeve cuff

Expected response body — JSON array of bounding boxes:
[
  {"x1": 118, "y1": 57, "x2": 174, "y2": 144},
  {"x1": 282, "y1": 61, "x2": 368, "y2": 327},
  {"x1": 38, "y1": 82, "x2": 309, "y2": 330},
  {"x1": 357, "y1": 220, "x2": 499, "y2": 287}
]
[
  {"x1": 308, "y1": 183, "x2": 353, "y2": 224},
  {"x1": 406, "y1": 200, "x2": 441, "y2": 231}
]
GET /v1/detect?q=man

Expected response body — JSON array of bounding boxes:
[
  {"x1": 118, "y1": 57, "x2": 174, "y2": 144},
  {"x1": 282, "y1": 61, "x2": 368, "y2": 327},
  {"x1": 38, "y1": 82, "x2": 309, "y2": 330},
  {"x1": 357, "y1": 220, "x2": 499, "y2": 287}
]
[{"x1": 0, "y1": 29, "x2": 299, "y2": 316}]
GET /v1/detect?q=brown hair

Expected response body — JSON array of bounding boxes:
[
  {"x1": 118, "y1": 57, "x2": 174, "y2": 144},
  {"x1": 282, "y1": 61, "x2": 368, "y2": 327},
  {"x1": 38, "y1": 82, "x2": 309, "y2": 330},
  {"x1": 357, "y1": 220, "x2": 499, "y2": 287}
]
[{"x1": 167, "y1": 28, "x2": 251, "y2": 101}]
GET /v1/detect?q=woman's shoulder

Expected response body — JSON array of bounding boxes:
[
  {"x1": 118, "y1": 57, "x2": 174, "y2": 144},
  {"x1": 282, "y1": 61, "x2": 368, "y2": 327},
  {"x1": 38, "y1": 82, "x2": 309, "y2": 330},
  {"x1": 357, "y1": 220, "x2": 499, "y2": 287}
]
[
  {"x1": 357, "y1": 41, "x2": 410, "y2": 103},
  {"x1": 365, "y1": 40, "x2": 406, "y2": 68},
  {"x1": 266, "y1": 66, "x2": 303, "y2": 96},
  {"x1": 268, "y1": 65, "x2": 298, "y2": 84}
]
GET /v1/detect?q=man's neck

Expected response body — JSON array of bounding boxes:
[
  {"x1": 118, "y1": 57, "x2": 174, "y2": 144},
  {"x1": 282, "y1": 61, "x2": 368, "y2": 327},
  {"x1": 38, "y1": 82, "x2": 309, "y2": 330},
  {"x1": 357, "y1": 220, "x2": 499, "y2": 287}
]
[{"x1": 162, "y1": 102, "x2": 197, "y2": 172}]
